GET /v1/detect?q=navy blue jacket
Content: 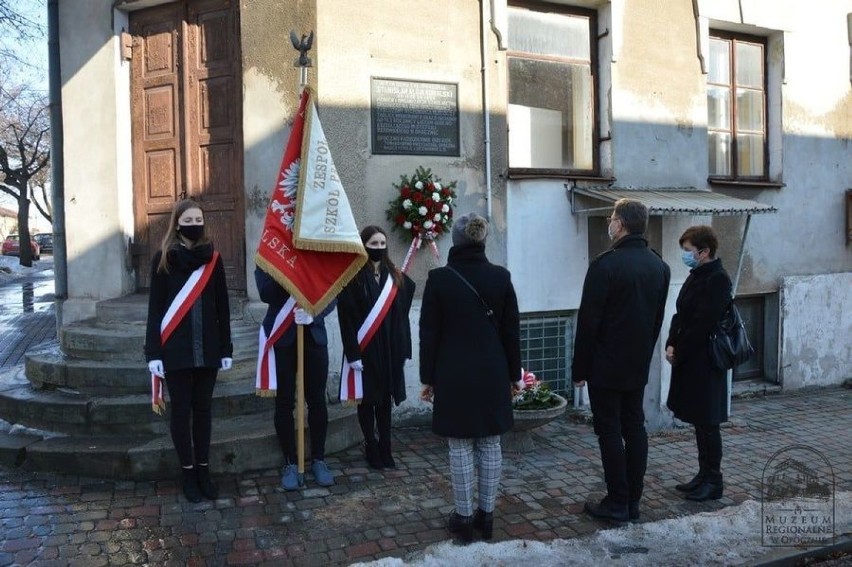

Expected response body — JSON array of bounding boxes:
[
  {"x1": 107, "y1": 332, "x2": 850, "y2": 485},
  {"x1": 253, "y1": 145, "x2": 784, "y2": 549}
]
[{"x1": 255, "y1": 267, "x2": 335, "y2": 346}]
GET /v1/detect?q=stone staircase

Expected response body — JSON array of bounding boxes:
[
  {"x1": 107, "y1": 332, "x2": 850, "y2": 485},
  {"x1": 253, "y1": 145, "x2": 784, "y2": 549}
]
[{"x1": 0, "y1": 294, "x2": 359, "y2": 479}]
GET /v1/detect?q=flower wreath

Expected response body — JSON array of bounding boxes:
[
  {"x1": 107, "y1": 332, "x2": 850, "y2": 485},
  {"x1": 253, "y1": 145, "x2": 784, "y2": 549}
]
[{"x1": 385, "y1": 166, "x2": 457, "y2": 242}]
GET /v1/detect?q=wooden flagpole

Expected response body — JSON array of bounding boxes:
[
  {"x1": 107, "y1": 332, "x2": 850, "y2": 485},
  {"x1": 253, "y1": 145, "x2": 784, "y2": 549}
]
[{"x1": 292, "y1": 29, "x2": 313, "y2": 487}]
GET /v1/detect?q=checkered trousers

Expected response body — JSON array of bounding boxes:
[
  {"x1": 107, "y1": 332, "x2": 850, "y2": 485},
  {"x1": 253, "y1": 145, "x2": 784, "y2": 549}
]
[{"x1": 447, "y1": 435, "x2": 502, "y2": 517}]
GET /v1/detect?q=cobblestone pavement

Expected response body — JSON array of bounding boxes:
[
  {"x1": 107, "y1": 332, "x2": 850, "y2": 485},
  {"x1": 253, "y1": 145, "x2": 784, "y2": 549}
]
[
  {"x1": 0, "y1": 259, "x2": 56, "y2": 369},
  {"x1": 1, "y1": 385, "x2": 849, "y2": 566}
]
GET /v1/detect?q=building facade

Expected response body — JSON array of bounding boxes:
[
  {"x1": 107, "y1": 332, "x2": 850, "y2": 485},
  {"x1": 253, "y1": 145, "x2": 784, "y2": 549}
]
[{"x1": 55, "y1": 0, "x2": 851, "y2": 429}]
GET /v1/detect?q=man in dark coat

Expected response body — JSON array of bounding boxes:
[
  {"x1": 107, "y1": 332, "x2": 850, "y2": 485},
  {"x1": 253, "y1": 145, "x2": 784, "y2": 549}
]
[
  {"x1": 420, "y1": 212, "x2": 520, "y2": 543},
  {"x1": 572, "y1": 198, "x2": 670, "y2": 523}
]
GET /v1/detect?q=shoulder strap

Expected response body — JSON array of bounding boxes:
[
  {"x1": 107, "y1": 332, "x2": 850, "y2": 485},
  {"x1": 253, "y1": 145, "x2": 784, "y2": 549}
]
[{"x1": 445, "y1": 265, "x2": 495, "y2": 324}]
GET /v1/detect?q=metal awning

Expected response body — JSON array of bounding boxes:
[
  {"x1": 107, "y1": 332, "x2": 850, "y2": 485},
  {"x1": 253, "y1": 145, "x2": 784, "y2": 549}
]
[{"x1": 569, "y1": 186, "x2": 778, "y2": 216}]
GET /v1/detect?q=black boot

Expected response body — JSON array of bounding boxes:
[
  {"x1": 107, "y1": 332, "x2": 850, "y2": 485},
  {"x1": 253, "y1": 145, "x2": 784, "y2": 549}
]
[
  {"x1": 181, "y1": 467, "x2": 203, "y2": 503},
  {"x1": 675, "y1": 471, "x2": 708, "y2": 492},
  {"x1": 686, "y1": 471, "x2": 723, "y2": 502},
  {"x1": 196, "y1": 465, "x2": 219, "y2": 500},
  {"x1": 364, "y1": 441, "x2": 383, "y2": 470},
  {"x1": 378, "y1": 439, "x2": 396, "y2": 469},
  {"x1": 447, "y1": 511, "x2": 474, "y2": 544},
  {"x1": 473, "y1": 509, "x2": 493, "y2": 540}
]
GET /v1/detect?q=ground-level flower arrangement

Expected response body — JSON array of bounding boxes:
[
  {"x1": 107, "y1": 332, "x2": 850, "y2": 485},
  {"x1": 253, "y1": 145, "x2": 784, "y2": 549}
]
[{"x1": 512, "y1": 369, "x2": 562, "y2": 410}]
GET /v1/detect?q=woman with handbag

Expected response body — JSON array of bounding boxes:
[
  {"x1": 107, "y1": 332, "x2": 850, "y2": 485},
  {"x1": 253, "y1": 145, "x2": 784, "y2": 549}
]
[
  {"x1": 337, "y1": 225, "x2": 415, "y2": 470},
  {"x1": 665, "y1": 225, "x2": 732, "y2": 502},
  {"x1": 419, "y1": 213, "x2": 521, "y2": 543}
]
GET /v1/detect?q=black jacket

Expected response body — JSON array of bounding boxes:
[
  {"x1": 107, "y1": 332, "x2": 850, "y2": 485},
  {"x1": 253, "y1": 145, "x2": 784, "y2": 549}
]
[
  {"x1": 337, "y1": 265, "x2": 415, "y2": 406},
  {"x1": 666, "y1": 258, "x2": 732, "y2": 425},
  {"x1": 144, "y1": 243, "x2": 233, "y2": 372},
  {"x1": 255, "y1": 267, "x2": 336, "y2": 347},
  {"x1": 419, "y1": 243, "x2": 520, "y2": 438},
  {"x1": 572, "y1": 234, "x2": 671, "y2": 391}
]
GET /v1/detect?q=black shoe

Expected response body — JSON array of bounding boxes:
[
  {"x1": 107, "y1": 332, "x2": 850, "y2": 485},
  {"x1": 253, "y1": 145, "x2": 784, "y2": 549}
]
[
  {"x1": 685, "y1": 480, "x2": 723, "y2": 502},
  {"x1": 196, "y1": 465, "x2": 219, "y2": 500},
  {"x1": 364, "y1": 441, "x2": 383, "y2": 470},
  {"x1": 447, "y1": 511, "x2": 474, "y2": 544},
  {"x1": 583, "y1": 496, "x2": 629, "y2": 523},
  {"x1": 675, "y1": 471, "x2": 707, "y2": 492},
  {"x1": 628, "y1": 501, "x2": 640, "y2": 521},
  {"x1": 379, "y1": 447, "x2": 396, "y2": 469},
  {"x1": 473, "y1": 509, "x2": 494, "y2": 540},
  {"x1": 181, "y1": 469, "x2": 203, "y2": 503}
]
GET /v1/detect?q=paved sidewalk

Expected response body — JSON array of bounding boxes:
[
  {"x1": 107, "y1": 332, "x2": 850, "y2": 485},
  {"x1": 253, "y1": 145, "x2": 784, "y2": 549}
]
[
  {"x1": 1, "y1": 385, "x2": 850, "y2": 566},
  {"x1": 0, "y1": 260, "x2": 56, "y2": 369}
]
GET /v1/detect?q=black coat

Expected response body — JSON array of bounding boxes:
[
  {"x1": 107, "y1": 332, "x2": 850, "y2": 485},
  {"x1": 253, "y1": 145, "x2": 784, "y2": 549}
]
[
  {"x1": 572, "y1": 234, "x2": 671, "y2": 391},
  {"x1": 337, "y1": 265, "x2": 415, "y2": 406},
  {"x1": 419, "y1": 244, "x2": 520, "y2": 439},
  {"x1": 255, "y1": 267, "x2": 335, "y2": 347},
  {"x1": 144, "y1": 243, "x2": 233, "y2": 372},
  {"x1": 666, "y1": 258, "x2": 732, "y2": 425}
]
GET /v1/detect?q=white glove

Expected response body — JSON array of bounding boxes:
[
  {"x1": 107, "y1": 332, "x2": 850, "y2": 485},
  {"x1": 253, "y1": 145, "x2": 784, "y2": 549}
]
[
  {"x1": 294, "y1": 307, "x2": 314, "y2": 326},
  {"x1": 220, "y1": 357, "x2": 233, "y2": 371},
  {"x1": 350, "y1": 359, "x2": 364, "y2": 371},
  {"x1": 148, "y1": 360, "x2": 164, "y2": 377}
]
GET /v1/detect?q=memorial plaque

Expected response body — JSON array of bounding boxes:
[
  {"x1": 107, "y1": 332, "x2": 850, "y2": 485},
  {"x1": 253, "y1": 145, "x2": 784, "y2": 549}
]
[{"x1": 371, "y1": 78, "x2": 460, "y2": 157}]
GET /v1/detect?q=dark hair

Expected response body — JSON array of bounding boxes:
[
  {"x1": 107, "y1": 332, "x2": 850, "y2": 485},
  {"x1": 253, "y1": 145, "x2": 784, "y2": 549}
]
[
  {"x1": 679, "y1": 225, "x2": 719, "y2": 257},
  {"x1": 612, "y1": 198, "x2": 649, "y2": 235},
  {"x1": 360, "y1": 225, "x2": 403, "y2": 287},
  {"x1": 157, "y1": 199, "x2": 209, "y2": 274}
]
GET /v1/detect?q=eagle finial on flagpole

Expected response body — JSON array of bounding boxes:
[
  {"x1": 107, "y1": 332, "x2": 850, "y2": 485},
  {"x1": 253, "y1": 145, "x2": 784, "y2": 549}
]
[{"x1": 290, "y1": 30, "x2": 314, "y2": 89}]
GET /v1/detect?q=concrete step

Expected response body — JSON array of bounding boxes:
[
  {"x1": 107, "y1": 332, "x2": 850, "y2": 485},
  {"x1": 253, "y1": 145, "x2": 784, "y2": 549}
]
[
  {"x1": 0, "y1": 366, "x2": 279, "y2": 435},
  {"x1": 0, "y1": 406, "x2": 360, "y2": 480},
  {"x1": 95, "y1": 293, "x2": 250, "y2": 324},
  {"x1": 60, "y1": 319, "x2": 259, "y2": 362}
]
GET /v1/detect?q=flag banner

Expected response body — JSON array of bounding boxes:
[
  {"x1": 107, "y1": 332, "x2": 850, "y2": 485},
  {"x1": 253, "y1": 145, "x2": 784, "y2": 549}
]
[{"x1": 256, "y1": 87, "x2": 366, "y2": 316}]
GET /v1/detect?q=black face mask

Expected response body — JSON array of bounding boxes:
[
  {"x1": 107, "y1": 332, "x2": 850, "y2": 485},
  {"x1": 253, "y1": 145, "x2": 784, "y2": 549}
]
[
  {"x1": 366, "y1": 247, "x2": 386, "y2": 262},
  {"x1": 177, "y1": 224, "x2": 204, "y2": 242}
]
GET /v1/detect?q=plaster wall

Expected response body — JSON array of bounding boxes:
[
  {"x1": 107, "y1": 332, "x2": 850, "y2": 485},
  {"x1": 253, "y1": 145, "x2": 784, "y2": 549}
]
[
  {"x1": 779, "y1": 273, "x2": 852, "y2": 389},
  {"x1": 58, "y1": 0, "x2": 132, "y2": 323}
]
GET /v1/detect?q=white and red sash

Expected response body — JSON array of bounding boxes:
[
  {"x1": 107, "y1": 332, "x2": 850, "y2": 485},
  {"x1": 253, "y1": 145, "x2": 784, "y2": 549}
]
[
  {"x1": 151, "y1": 251, "x2": 220, "y2": 414},
  {"x1": 255, "y1": 296, "x2": 297, "y2": 396},
  {"x1": 339, "y1": 276, "x2": 399, "y2": 403}
]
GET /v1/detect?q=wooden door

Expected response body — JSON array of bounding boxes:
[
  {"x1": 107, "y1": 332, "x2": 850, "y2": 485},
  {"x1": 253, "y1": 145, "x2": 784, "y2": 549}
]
[{"x1": 131, "y1": 0, "x2": 245, "y2": 292}]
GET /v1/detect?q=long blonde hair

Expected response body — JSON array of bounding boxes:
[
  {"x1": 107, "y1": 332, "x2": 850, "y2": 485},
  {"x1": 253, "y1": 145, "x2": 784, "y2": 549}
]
[{"x1": 156, "y1": 199, "x2": 209, "y2": 274}]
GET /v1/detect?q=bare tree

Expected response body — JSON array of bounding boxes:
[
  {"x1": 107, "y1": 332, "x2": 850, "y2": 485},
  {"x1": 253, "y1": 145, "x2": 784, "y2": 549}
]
[
  {"x1": 0, "y1": 1, "x2": 42, "y2": 64},
  {"x1": 0, "y1": 83, "x2": 50, "y2": 266}
]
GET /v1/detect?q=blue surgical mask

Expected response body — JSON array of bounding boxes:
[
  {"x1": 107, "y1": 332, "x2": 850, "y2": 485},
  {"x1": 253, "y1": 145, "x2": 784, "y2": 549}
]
[{"x1": 681, "y1": 249, "x2": 699, "y2": 269}]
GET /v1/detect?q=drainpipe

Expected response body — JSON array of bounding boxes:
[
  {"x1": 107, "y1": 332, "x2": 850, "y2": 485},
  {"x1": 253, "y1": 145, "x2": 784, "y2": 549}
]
[
  {"x1": 480, "y1": 0, "x2": 493, "y2": 220},
  {"x1": 48, "y1": 0, "x2": 67, "y2": 323}
]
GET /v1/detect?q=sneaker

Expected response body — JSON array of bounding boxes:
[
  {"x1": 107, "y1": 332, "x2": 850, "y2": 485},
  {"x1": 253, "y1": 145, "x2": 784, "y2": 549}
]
[
  {"x1": 280, "y1": 463, "x2": 300, "y2": 491},
  {"x1": 311, "y1": 460, "x2": 334, "y2": 487}
]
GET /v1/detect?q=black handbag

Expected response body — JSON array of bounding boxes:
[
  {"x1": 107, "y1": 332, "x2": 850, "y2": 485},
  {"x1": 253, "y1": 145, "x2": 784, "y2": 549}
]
[{"x1": 708, "y1": 301, "x2": 755, "y2": 370}]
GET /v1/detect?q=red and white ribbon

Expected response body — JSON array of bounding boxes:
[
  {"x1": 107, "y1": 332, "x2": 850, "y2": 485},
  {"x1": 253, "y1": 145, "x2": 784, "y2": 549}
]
[
  {"x1": 339, "y1": 276, "x2": 399, "y2": 402},
  {"x1": 400, "y1": 234, "x2": 441, "y2": 275},
  {"x1": 151, "y1": 251, "x2": 220, "y2": 414},
  {"x1": 255, "y1": 297, "x2": 297, "y2": 395}
]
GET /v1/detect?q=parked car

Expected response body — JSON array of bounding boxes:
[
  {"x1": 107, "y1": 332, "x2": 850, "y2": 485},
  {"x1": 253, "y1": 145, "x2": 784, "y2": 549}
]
[
  {"x1": 1, "y1": 234, "x2": 40, "y2": 260},
  {"x1": 33, "y1": 233, "x2": 53, "y2": 254}
]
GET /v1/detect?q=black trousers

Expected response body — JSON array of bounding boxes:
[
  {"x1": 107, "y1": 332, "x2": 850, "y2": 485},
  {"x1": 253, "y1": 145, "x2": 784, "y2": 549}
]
[
  {"x1": 273, "y1": 335, "x2": 329, "y2": 463},
  {"x1": 165, "y1": 367, "x2": 218, "y2": 468},
  {"x1": 694, "y1": 423, "x2": 722, "y2": 475},
  {"x1": 588, "y1": 385, "x2": 648, "y2": 505},
  {"x1": 357, "y1": 400, "x2": 392, "y2": 449}
]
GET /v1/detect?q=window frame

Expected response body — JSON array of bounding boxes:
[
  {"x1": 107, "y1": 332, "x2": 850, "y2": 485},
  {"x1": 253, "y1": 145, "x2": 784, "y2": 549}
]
[
  {"x1": 707, "y1": 30, "x2": 769, "y2": 183},
  {"x1": 519, "y1": 310, "x2": 575, "y2": 397},
  {"x1": 506, "y1": 1, "x2": 600, "y2": 179}
]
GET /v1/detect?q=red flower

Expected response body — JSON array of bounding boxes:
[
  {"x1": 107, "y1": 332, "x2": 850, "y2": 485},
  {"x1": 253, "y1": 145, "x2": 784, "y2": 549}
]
[
  {"x1": 395, "y1": 214, "x2": 406, "y2": 225},
  {"x1": 401, "y1": 188, "x2": 411, "y2": 198}
]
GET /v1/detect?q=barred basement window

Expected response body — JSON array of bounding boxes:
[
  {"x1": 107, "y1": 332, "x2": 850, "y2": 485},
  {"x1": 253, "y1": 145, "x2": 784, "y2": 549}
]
[{"x1": 520, "y1": 312, "x2": 575, "y2": 396}]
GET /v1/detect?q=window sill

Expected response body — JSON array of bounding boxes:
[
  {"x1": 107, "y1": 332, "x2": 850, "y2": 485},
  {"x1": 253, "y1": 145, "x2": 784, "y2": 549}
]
[
  {"x1": 508, "y1": 169, "x2": 614, "y2": 182},
  {"x1": 708, "y1": 178, "x2": 785, "y2": 189}
]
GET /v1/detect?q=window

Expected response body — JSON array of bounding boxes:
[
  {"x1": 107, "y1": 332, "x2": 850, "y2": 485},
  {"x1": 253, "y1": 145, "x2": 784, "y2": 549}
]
[
  {"x1": 707, "y1": 33, "x2": 767, "y2": 179},
  {"x1": 520, "y1": 312, "x2": 574, "y2": 396},
  {"x1": 507, "y1": 4, "x2": 597, "y2": 174}
]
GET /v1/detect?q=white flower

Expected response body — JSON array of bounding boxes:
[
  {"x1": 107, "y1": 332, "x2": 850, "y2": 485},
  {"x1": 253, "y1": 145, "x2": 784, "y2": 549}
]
[
  {"x1": 433, "y1": 213, "x2": 441, "y2": 222},
  {"x1": 418, "y1": 206, "x2": 427, "y2": 216},
  {"x1": 441, "y1": 204, "x2": 449, "y2": 213},
  {"x1": 432, "y1": 192, "x2": 440, "y2": 202},
  {"x1": 434, "y1": 182, "x2": 442, "y2": 190},
  {"x1": 423, "y1": 220, "x2": 433, "y2": 229},
  {"x1": 403, "y1": 221, "x2": 412, "y2": 229},
  {"x1": 447, "y1": 197, "x2": 453, "y2": 204},
  {"x1": 442, "y1": 217, "x2": 448, "y2": 223},
  {"x1": 415, "y1": 181, "x2": 423, "y2": 189},
  {"x1": 403, "y1": 199, "x2": 412, "y2": 210}
]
